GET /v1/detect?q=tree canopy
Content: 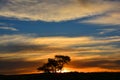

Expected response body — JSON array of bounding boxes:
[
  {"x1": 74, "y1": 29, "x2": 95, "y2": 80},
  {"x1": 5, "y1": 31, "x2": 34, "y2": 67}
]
[{"x1": 37, "y1": 55, "x2": 71, "y2": 73}]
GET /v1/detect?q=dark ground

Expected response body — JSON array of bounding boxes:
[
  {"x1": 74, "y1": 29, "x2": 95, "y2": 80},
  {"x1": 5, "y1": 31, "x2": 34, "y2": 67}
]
[{"x1": 0, "y1": 72, "x2": 120, "y2": 80}]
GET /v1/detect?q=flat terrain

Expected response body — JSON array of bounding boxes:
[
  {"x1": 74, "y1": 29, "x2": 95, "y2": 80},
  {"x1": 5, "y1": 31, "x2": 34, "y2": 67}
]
[{"x1": 0, "y1": 72, "x2": 120, "y2": 80}]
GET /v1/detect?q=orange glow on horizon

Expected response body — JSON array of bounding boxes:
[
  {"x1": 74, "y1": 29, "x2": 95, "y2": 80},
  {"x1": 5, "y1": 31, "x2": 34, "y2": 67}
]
[
  {"x1": 6, "y1": 67, "x2": 120, "y2": 75},
  {"x1": 62, "y1": 67, "x2": 120, "y2": 73}
]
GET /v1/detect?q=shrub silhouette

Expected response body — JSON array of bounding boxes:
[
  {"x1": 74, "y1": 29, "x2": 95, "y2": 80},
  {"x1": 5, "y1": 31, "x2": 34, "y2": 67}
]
[{"x1": 37, "y1": 55, "x2": 71, "y2": 73}]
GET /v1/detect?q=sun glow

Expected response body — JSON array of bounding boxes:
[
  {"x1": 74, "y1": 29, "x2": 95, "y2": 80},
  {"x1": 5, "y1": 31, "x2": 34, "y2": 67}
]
[{"x1": 61, "y1": 68, "x2": 71, "y2": 73}]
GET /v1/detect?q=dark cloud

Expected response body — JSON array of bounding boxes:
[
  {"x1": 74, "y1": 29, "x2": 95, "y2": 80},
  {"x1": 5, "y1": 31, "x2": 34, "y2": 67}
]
[
  {"x1": 70, "y1": 59, "x2": 120, "y2": 70},
  {"x1": 77, "y1": 0, "x2": 94, "y2": 4},
  {"x1": 0, "y1": 0, "x2": 8, "y2": 8},
  {"x1": 0, "y1": 43, "x2": 86, "y2": 53},
  {"x1": 0, "y1": 44, "x2": 47, "y2": 53},
  {"x1": 0, "y1": 59, "x2": 44, "y2": 75}
]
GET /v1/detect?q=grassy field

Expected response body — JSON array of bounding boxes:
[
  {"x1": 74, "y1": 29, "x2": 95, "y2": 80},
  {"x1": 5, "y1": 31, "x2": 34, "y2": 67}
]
[{"x1": 0, "y1": 72, "x2": 120, "y2": 80}]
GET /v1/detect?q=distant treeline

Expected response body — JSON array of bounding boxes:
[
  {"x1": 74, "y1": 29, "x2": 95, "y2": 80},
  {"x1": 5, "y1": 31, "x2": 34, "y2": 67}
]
[{"x1": 0, "y1": 72, "x2": 120, "y2": 80}]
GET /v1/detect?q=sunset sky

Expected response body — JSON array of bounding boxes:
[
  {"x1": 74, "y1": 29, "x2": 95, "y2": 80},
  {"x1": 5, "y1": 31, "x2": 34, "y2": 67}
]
[{"x1": 0, "y1": 0, "x2": 120, "y2": 75}]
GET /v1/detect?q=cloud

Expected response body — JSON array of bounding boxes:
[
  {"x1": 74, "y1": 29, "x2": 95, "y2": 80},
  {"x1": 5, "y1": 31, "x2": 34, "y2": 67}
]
[
  {"x1": 0, "y1": 34, "x2": 120, "y2": 74},
  {"x1": 0, "y1": 59, "x2": 44, "y2": 75},
  {"x1": 0, "y1": 22, "x2": 18, "y2": 31},
  {"x1": 0, "y1": 34, "x2": 120, "y2": 52},
  {"x1": 0, "y1": 0, "x2": 119, "y2": 24},
  {"x1": 0, "y1": 34, "x2": 119, "y2": 53},
  {"x1": 0, "y1": 22, "x2": 7, "y2": 25},
  {"x1": 70, "y1": 59, "x2": 120, "y2": 70},
  {"x1": 0, "y1": 26, "x2": 18, "y2": 31},
  {"x1": 98, "y1": 28, "x2": 118, "y2": 35},
  {"x1": 81, "y1": 11, "x2": 120, "y2": 25},
  {"x1": 0, "y1": 34, "x2": 119, "y2": 63}
]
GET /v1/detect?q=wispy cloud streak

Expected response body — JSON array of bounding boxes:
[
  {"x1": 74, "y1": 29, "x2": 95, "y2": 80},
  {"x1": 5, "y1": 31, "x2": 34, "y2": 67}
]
[{"x1": 0, "y1": 26, "x2": 18, "y2": 31}]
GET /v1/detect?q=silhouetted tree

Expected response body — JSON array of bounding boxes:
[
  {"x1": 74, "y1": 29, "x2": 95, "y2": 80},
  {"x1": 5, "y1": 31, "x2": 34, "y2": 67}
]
[
  {"x1": 47, "y1": 58, "x2": 58, "y2": 73},
  {"x1": 37, "y1": 55, "x2": 71, "y2": 73},
  {"x1": 55, "y1": 55, "x2": 71, "y2": 72},
  {"x1": 37, "y1": 63, "x2": 51, "y2": 73}
]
